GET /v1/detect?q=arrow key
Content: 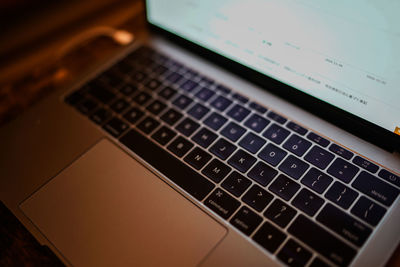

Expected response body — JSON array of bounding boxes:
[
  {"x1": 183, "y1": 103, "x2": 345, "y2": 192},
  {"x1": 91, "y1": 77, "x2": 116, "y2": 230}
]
[{"x1": 277, "y1": 239, "x2": 312, "y2": 267}]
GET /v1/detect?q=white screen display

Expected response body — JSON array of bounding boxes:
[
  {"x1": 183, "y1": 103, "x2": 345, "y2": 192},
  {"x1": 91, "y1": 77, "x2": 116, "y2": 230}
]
[{"x1": 147, "y1": 0, "x2": 400, "y2": 134}]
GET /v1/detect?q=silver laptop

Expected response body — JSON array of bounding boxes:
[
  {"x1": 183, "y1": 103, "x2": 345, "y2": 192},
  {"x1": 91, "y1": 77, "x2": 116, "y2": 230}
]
[{"x1": 1, "y1": 0, "x2": 399, "y2": 266}]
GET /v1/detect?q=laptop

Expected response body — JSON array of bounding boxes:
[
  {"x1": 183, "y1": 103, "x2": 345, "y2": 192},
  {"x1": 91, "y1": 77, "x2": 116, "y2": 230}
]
[{"x1": 1, "y1": 0, "x2": 399, "y2": 266}]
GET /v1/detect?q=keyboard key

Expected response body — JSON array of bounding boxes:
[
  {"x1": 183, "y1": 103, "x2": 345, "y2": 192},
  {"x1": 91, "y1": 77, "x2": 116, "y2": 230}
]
[
  {"x1": 110, "y1": 98, "x2": 129, "y2": 114},
  {"x1": 146, "y1": 99, "x2": 167, "y2": 115},
  {"x1": 167, "y1": 136, "x2": 194, "y2": 157},
  {"x1": 160, "y1": 108, "x2": 183, "y2": 126},
  {"x1": 242, "y1": 184, "x2": 273, "y2": 212},
  {"x1": 221, "y1": 171, "x2": 252, "y2": 197},
  {"x1": 283, "y1": 134, "x2": 312, "y2": 157},
  {"x1": 239, "y1": 132, "x2": 266, "y2": 153},
  {"x1": 288, "y1": 215, "x2": 356, "y2": 267},
  {"x1": 264, "y1": 199, "x2": 297, "y2": 228},
  {"x1": 258, "y1": 143, "x2": 287, "y2": 167},
  {"x1": 195, "y1": 87, "x2": 215, "y2": 102},
  {"x1": 88, "y1": 86, "x2": 115, "y2": 104},
  {"x1": 327, "y1": 158, "x2": 359, "y2": 183},
  {"x1": 301, "y1": 168, "x2": 333, "y2": 194},
  {"x1": 131, "y1": 71, "x2": 147, "y2": 82},
  {"x1": 232, "y1": 93, "x2": 248, "y2": 103},
  {"x1": 185, "y1": 69, "x2": 199, "y2": 79},
  {"x1": 378, "y1": 169, "x2": 400, "y2": 187},
  {"x1": 248, "y1": 161, "x2": 278, "y2": 186},
  {"x1": 325, "y1": 181, "x2": 358, "y2": 209},
  {"x1": 227, "y1": 104, "x2": 251, "y2": 122},
  {"x1": 351, "y1": 196, "x2": 386, "y2": 226},
  {"x1": 187, "y1": 103, "x2": 210, "y2": 120},
  {"x1": 267, "y1": 111, "x2": 287, "y2": 124},
  {"x1": 228, "y1": 149, "x2": 257, "y2": 173},
  {"x1": 352, "y1": 156, "x2": 379, "y2": 173},
  {"x1": 209, "y1": 138, "x2": 237, "y2": 160},
  {"x1": 180, "y1": 80, "x2": 198, "y2": 92},
  {"x1": 191, "y1": 127, "x2": 218, "y2": 148},
  {"x1": 120, "y1": 129, "x2": 214, "y2": 200},
  {"x1": 204, "y1": 188, "x2": 240, "y2": 219},
  {"x1": 158, "y1": 86, "x2": 177, "y2": 100},
  {"x1": 269, "y1": 174, "x2": 300, "y2": 201},
  {"x1": 307, "y1": 132, "x2": 330, "y2": 147},
  {"x1": 103, "y1": 117, "x2": 129, "y2": 137},
  {"x1": 151, "y1": 126, "x2": 176, "y2": 145},
  {"x1": 249, "y1": 102, "x2": 267, "y2": 114},
  {"x1": 286, "y1": 121, "x2": 307, "y2": 136},
  {"x1": 145, "y1": 78, "x2": 161, "y2": 91},
  {"x1": 230, "y1": 206, "x2": 262, "y2": 236},
  {"x1": 153, "y1": 64, "x2": 168, "y2": 75},
  {"x1": 172, "y1": 94, "x2": 193, "y2": 110},
  {"x1": 263, "y1": 124, "x2": 290, "y2": 144},
  {"x1": 253, "y1": 221, "x2": 287, "y2": 253},
  {"x1": 90, "y1": 108, "x2": 112, "y2": 125},
  {"x1": 176, "y1": 117, "x2": 200, "y2": 136},
  {"x1": 199, "y1": 76, "x2": 214, "y2": 86},
  {"x1": 184, "y1": 147, "x2": 212, "y2": 170},
  {"x1": 210, "y1": 95, "x2": 232, "y2": 111},
  {"x1": 277, "y1": 239, "x2": 312, "y2": 267},
  {"x1": 304, "y1": 146, "x2": 334, "y2": 169},
  {"x1": 279, "y1": 155, "x2": 309, "y2": 180},
  {"x1": 77, "y1": 98, "x2": 97, "y2": 114},
  {"x1": 123, "y1": 107, "x2": 144, "y2": 124},
  {"x1": 137, "y1": 116, "x2": 160, "y2": 134},
  {"x1": 317, "y1": 203, "x2": 372, "y2": 247},
  {"x1": 221, "y1": 122, "x2": 246, "y2": 142},
  {"x1": 329, "y1": 144, "x2": 353, "y2": 160},
  {"x1": 202, "y1": 159, "x2": 231, "y2": 183},
  {"x1": 132, "y1": 91, "x2": 152, "y2": 105},
  {"x1": 168, "y1": 61, "x2": 183, "y2": 71},
  {"x1": 244, "y1": 113, "x2": 270, "y2": 133},
  {"x1": 215, "y1": 84, "x2": 231, "y2": 94},
  {"x1": 292, "y1": 188, "x2": 324, "y2": 216},
  {"x1": 203, "y1": 112, "x2": 228, "y2": 130},
  {"x1": 166, "y1": 71, "x2": 183, "y2": 83},
  {"x1": 352, "y1": 171, "x2": 399, "y2": 206}
]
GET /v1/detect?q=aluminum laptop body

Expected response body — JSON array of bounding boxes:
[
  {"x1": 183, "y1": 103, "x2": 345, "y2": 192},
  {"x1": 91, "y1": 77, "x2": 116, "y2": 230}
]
[{"x1": 1, "y1": 1, "x2": 399, "y2": 266}]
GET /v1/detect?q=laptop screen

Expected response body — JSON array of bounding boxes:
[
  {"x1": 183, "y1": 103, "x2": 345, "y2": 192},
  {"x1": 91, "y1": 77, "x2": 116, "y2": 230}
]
[{"x1": 146, "y1": 0, "x2": 400, "y2": 136}]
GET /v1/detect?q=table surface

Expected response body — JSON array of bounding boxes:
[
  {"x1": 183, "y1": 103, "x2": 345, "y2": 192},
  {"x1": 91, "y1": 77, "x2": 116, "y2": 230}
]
[{"x1": 0, "y1": 3, "x2": 399, "y2": 267}]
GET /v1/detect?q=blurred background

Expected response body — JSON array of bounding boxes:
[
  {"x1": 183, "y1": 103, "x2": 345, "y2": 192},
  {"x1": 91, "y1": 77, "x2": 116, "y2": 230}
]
[{"x1": 0, "y1": 0, "x2": 143, "y2": 127}]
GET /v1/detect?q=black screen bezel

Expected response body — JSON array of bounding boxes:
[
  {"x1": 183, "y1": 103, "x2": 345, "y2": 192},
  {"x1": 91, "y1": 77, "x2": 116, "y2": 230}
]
[{"x1": 145, "y1": 3, "x2": 400, "y2": 152}]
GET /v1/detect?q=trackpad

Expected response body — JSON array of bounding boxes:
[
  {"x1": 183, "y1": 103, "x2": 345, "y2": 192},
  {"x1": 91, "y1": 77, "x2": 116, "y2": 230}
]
[{"x1": 20, "y1": 139, "x2": 226, "y2": 266}]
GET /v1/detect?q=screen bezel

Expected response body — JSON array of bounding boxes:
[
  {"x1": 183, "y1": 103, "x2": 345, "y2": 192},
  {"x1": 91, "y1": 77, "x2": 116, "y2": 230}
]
[{"x1": 144, "y1": 3, "x2": 400, "y2": 152}]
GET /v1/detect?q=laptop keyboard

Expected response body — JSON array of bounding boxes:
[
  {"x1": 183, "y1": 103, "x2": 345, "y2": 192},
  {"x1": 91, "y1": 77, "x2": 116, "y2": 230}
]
[{"x1": 65, "y1": 45, "x2": 399, "y2": 267}]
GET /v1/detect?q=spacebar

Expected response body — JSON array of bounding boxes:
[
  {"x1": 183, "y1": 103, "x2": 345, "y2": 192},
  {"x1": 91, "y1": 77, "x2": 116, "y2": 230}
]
[{"x1": 119, "y1": 129, "x2": 215, "y2": 201}]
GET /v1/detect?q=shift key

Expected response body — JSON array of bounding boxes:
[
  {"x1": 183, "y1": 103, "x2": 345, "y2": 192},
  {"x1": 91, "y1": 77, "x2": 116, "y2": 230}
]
[
  {"x1": 288, "y1": 215, "x2": 356, "y2": 266},
  {"x1": 352, "y1": 171, "x2": 399, "y2": 206},
  {"x1": 317, "y1": 203, "x2": 372, "y2": 247}
]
